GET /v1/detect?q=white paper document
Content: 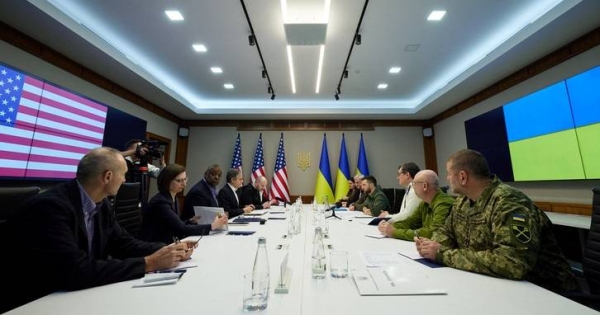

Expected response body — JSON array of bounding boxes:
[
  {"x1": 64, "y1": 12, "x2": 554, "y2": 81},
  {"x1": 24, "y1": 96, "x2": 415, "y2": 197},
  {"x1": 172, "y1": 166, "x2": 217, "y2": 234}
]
[
  {"x1": 365, "y1": 234, "x2": 386, "y2": 239},
  {"x1": 352, "y1": 266, "x2": 446, "y2": 296},
  {"x1": 359, "y1": 251, "x2": 404, "y2": 267},
  {"x1": 398, "y1": 247, "x2": 423, "y2": 260},
  {"x1": 132, "y1": 273, "x2": 182, "y2": 288}
]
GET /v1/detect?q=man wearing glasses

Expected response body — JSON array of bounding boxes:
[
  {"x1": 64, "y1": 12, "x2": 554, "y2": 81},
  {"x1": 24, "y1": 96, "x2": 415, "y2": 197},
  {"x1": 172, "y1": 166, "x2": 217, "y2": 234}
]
[{"x1": 378, "y1": 162, "x2": 422, "y2": 223}]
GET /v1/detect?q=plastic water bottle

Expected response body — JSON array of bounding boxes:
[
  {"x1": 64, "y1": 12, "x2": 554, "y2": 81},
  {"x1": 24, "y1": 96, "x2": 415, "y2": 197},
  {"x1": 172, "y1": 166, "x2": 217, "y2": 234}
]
[
  {"x1": 312, "y1": 227, "x2": 327, "y2": 279},
  {"x1": 293, "y1": 205, "x2": 302, "y2": 234},
  {"x1": 246, "y1": 237, "x2": 269, "y2": 311}
]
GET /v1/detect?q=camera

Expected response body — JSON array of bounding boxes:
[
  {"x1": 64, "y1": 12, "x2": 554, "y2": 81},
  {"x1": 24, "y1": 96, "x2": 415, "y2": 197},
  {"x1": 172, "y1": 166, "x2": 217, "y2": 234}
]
[{"x1": 136, "y1": 140, "x2": 165, "y2": 163}]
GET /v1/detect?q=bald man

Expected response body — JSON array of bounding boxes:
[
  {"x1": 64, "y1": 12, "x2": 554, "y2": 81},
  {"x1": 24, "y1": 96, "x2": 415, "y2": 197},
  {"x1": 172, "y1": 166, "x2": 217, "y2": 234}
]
[
  {"x1": 1, "y1": 147, "x2": 192, "y2": 312},
  {"x1": 240, "y1": 176, "x2": 272, "y2": 209},
  {"x1": 378, "y1": 170, "x2": 453, "y2": 240}
]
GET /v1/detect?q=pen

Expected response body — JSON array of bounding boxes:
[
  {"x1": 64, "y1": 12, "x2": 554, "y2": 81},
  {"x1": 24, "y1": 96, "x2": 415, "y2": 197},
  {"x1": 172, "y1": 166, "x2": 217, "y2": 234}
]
[{"x1": 414, "y1": 230, "x2": 422, "y2": 240}]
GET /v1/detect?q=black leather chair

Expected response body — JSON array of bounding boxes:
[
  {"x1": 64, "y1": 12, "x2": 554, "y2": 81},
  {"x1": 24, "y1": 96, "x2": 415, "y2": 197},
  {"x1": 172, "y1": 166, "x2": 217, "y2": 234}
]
[
  {"x1": 567, "y1": 187, "x2": 600, "y2": 310},
  {"x1": 112, "y1": 182, "x2": 143, "y2": 238},
  {"x1": 0, "y1": 186, "x2": 41, "y2": 225},
  {"x1": 584, "y1": 187, "x2": 600, "y2": 293},
  {"x1": 381, "y1": 188, "x2": 405, "y2": 214}
]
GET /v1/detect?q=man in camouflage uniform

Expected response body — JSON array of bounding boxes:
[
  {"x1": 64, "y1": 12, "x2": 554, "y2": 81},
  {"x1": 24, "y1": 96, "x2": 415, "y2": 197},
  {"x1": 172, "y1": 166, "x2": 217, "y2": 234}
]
[
  {"x1": 351, "y1": 175, "x2": 390, "y2": 217},
  {"x1": 416, "y1": 149, "x2": 578, "y2": 293}
]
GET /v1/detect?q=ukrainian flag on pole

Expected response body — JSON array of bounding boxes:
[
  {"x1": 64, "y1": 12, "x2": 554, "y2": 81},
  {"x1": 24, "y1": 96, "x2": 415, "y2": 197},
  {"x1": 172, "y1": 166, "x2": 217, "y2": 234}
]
[
  {"x1": 334, "y1": 134, "x2": 351, "y2": 201},
  {"x1": 314, "y1": 133, "x2": 334, "y2": 203},
  {"x1": 356, "y1": 133, "x2": 370, "y2": 176}
]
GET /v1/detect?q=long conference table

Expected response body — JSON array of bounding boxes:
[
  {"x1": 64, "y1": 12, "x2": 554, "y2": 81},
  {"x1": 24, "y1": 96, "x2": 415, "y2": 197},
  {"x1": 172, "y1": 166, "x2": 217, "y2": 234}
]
[{"x1": 7, "y1": 206, "x2": 598, "y2": 315}]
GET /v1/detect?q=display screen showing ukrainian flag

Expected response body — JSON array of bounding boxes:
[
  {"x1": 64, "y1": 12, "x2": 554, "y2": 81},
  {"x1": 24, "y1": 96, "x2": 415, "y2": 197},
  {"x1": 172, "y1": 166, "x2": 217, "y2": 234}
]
[{"x1": 466, "y1": 65, "x2": 600, "y2": 181}]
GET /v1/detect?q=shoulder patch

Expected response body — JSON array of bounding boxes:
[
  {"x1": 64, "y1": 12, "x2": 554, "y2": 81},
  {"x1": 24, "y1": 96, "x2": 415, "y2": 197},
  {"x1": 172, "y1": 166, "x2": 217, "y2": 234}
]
[{"x1": 511, "y1": 224, "x2": 531, "y2": 244}]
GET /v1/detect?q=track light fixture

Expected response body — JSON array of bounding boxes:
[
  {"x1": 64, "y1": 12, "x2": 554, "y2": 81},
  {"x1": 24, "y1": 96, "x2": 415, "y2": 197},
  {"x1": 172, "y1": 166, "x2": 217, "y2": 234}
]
[
  {"x1": 248, "y1": 34, "x2": 255, "y2": 46},
  {"x1": 336, "y1": 87, "x2": 341, "y2": 94},
  {"x1": 271, "y1": 94, "x2": 276, "y2": 100},
  {"x1": 268, "y1": 86, "x2": 272, "y2": 94},
  {"x1": 355, "y1": 34, "x2": 362, "y2": 45},
  {"x1": 262, "y1": 70, "x2": 267, "y2": 78},
  {"x1": 343, "y1": 70, "x2": 349, "y2": 78},
  {"x1": 334, "y1": 94, "x2": 340, "y2": 101}
]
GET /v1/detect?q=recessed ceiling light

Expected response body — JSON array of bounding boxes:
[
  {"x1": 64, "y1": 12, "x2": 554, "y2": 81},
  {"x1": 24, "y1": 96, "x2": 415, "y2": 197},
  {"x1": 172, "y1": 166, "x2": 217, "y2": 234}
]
[
  {"x1": 427, "y1": 10, "x2": 446, "y2": 21},
  {"x1": 377, "y1": 83, "x2": 388, "y2": 89},
  {"x1": 389, "y1": 67, "x2": 401, "y2": 74},
  {"x1": 165, "y1": 10, "x2": 184, "y2": 21},
  {"x1": 211, "y1": 67, "x2": 223, "y2": 74},
  {"x1": 224, "y1": 83, "x2": 234, "y2": 89},
  {"x1": 192, "y1": 44, "x2": 207, "y2": 52}
]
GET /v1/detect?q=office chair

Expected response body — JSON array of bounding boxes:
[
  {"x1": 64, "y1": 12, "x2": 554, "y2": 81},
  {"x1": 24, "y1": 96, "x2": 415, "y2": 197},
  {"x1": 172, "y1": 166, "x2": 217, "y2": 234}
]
[
  {"x1": 381, "y1": 188, "x2": 405, "y2": 214},
  {"x1": 584, "y1": 188, "x2": 600, "y2": 293},
  {"x1": 0, "y1": 186, "x2": 41, "y2": 225},
  {"x1": 567, "y1": 187, "x2": 600, "y2": 310},
  {"x1": 112, "y1": 182, "x2": 143, "y2": 238}
]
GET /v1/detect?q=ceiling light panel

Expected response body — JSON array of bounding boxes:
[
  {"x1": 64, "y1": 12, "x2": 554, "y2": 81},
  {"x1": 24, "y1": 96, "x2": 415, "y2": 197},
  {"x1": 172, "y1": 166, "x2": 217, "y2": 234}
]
[
  {"x1": 210, "y1": 67, "x2": 223, "y2": 74},
  {"x1": 389, "y1": 67, "x2": 401, "y2": 74},
  {"x1": 377, "y1": 84, "x2": 388, "y2": 89},
  {"x1": 192, "y1": 44, "x2": 207, "y2": 52},
  {"x1": 165, "y1": 10, "x2": 184, "y2": 21},
  {"x1": 223, "y1": 84, "x2": 234, "y2": 89},
  {"x1": 427, "y1": 10, "x2": 446, "y2": 21},
  {"x1": 286, "y1": 45, "x2": 297, "y2": 94}
]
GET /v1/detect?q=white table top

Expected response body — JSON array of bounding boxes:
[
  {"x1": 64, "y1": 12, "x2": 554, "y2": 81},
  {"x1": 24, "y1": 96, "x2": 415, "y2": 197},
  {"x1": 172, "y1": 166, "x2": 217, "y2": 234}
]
[
  {"x1": 545, "y1": 211, "x2": 591, "y2": 230},
  {"x1": 7, "y1": 206, "x2": 597, "y2": 315}
]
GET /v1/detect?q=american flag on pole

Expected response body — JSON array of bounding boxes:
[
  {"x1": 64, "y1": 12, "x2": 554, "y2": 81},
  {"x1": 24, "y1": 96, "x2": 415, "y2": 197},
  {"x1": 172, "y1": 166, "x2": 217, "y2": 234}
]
[
  {"x1": 0, "y1": 64, "x2": 107, "y2": 179},
  {"x1": 250, "y1": 133, "x2": 266, "y2": 183},
  {"x1": 230, "y1": 133, "x2": 242, "y2": 172},
  {"x1": 270, "y1": 133, "x2": 290, "y2": 202}
]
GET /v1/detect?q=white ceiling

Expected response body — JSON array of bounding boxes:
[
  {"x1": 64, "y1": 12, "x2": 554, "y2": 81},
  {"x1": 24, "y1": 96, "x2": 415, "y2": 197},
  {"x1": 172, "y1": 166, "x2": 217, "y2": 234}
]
[{"x1": 1, "y1": 0, "x2": 599, "y2": 121}]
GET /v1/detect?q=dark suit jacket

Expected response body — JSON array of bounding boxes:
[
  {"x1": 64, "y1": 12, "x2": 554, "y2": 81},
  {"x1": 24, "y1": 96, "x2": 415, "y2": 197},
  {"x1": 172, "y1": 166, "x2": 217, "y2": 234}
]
[
  {"x1": 218, "y1": 184, "x2": 245, "y2": 218},
  {"x1": 0, "y1": 179, "x2": 164, "y2": 312},
  {"x1": 182, "y1": 178, "x2": 219, "y2": 221},
  {"x1": 240, "y1": 183, "x2": 266, "y2": 209},
  {"x1": 141, "y1": 192, "x2": 212, "y2": 244}
]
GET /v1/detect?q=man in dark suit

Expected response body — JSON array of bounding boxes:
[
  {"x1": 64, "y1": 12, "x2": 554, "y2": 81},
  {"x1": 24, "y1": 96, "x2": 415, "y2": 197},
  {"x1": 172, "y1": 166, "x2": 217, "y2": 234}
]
[
  {"x1": 182, "y1": 164, "x2": 222, "y2": 221},
  {"x1": 218, "y1": 169, "x2": 254, "y2": 218},
  {"x1": 0, "y1": 147, "x2": 193, "y2": 313},
  {"x1": 240, "y1": 176, "x2": 272, "y2": 209}
]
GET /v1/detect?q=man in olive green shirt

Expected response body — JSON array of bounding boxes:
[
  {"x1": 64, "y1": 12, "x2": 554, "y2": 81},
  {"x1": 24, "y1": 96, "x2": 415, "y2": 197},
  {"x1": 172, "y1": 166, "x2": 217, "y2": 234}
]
[
  {"x1": 351, "y1": 175, "x2": 389, "y2": 217},
  {"x1": 415, "y1": 149, "x2": 578, "y2": 293},
  {"x1": 379, "y1": 170, "x2": 453, "y2": 240}
]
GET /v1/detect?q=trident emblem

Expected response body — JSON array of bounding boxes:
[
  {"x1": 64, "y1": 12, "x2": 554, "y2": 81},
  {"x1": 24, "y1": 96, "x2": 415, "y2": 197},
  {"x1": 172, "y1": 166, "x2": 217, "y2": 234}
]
[{"x1": 297, "y1": 152, "x2": 310, "y2": 171}]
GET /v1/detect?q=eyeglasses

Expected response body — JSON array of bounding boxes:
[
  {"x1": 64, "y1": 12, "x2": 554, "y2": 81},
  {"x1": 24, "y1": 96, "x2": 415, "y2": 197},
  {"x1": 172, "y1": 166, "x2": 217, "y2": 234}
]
[{"x1": 173, "y1": 178, "x2": 188, "y2": 183}]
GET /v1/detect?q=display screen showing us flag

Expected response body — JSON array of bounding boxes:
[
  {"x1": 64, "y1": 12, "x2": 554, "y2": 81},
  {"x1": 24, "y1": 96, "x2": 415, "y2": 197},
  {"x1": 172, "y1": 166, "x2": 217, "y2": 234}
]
[{"x1": 0, "y1": 64, "x2": 107, "y2": 179}]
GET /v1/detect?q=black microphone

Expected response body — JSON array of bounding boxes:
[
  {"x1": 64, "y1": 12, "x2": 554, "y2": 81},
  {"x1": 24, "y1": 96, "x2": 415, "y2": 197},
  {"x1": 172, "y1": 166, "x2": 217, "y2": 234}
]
[{"x1": 275, "y1": 197, "x2": 292, "y2": 205}]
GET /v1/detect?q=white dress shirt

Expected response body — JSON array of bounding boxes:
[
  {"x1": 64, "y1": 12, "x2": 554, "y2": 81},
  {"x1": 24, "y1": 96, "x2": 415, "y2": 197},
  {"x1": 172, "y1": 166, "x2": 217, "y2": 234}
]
[{"x1": 388, "y1": 182, "x2": 422, "y2": 223}]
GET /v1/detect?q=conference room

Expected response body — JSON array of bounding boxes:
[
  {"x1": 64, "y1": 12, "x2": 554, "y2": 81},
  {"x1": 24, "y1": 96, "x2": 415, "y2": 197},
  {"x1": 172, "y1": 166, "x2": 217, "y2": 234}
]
[{"x1": 1, "y1": 0, "x2": 600, "y2": 314}]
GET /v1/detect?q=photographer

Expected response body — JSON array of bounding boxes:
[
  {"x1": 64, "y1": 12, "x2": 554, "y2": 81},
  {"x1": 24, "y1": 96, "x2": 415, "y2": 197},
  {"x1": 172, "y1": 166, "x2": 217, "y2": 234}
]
[{"x1": 122, "y1": 139, "x2": 166, "y2": 180}]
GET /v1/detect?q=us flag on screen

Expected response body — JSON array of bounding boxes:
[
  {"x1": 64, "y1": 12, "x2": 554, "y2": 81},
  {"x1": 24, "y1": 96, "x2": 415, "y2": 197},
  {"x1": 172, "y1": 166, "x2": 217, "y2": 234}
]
[
  {"x1": 0, "y1": 64, "x2": 107, "y2": 179},
  {"x1": 250, "y1": 133, "x2": 266, "y2": 183},
  {"x1": 230, "y1": 133, "x2": 242, "y2": 172},
  {"x1": 270, "y1": 133, "x2": 290, "y2": 202}
]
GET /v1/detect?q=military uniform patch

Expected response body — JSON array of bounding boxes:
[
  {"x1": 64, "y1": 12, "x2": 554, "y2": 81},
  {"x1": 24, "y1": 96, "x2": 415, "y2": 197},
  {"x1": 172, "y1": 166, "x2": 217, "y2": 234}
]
[{"x1": 511, "y1": 224, "x2": 531, "y2": 244}]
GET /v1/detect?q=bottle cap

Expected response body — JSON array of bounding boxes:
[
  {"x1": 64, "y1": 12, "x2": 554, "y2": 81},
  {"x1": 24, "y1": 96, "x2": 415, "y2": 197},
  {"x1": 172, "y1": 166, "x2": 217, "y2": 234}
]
[{"x1": 258, "y1": 237, "x2": 266, "y2": 244}]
